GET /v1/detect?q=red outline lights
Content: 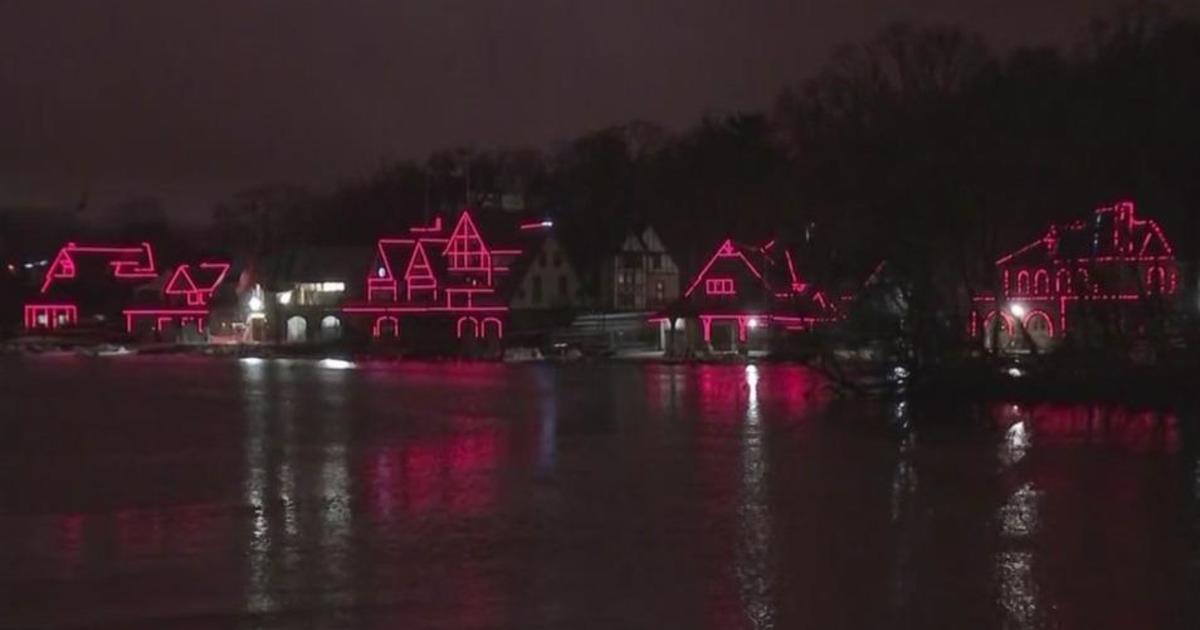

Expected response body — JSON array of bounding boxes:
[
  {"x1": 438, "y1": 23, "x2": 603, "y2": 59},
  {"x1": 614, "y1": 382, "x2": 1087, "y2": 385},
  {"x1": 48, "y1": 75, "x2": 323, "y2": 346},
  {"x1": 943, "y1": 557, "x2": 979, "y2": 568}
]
[
  {"x1": 346, "y1": 209, "x2": 521, "y2": 345},
  {"x1": 38, "y1": 242, "x2": 158, "y2": 294},
  {"x1": 409, "y1": 217, "x2": 443, "y2": 234},
  {"x1": 705, "y1": 278, "x2": 735, "y2": 295},
  {"x1": 443, "y1": 211, "x2": 491, "y2": 274},
  {"x1": 163, "y1": 262, "x2": 229, "y2": 307},
  {"x1": 23, "y1": 304, "x2": 77, "y2": 330},
  {"x1": 25, "y1": 242, "x2": 162, "y2": 332},
  {"x1": 660, "y1": 236, "x2": 842, "y2": 343},
  {"x1": 683, "y1": 239, "x2": 763, "y2": 298},
  {"x1": 973, "y1": 200, "x2": 1179, "y2": 344},
  {"x1": 124, "y1": 259, "x2": 231, "y2": 336},
  {"x1": 403, "y1": 242, "x2": 438, "y2": 301}
]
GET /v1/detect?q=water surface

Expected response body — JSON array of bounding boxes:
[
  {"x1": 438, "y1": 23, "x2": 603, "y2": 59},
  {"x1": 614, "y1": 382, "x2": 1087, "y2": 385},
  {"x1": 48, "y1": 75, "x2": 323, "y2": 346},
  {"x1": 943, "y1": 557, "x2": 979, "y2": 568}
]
[{"x1": 1, "y1": 357, "x2": 1196, "y2": 628}]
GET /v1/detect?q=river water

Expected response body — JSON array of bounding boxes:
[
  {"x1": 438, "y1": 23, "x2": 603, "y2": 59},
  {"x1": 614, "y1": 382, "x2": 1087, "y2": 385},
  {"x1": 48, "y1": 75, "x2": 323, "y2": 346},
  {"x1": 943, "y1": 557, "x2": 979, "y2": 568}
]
[{"x1": 1, "y1": 357, "x2": 1197, "y2": 629}]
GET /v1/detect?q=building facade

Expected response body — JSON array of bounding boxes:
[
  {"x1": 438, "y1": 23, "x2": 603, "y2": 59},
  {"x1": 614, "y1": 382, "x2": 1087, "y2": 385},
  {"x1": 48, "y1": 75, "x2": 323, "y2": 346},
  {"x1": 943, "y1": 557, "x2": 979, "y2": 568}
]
[
  {"x1": 598, "y1": 226, "x2": 680, "y2": 312},
  {"x1": 654, "y1": 238, "x2": 842, "y2": 356},
  {"x1": 24, "y1": 241, "x2": 158, "y2": 332},
  {"x1": 342, "y1": 209, "x2": 523, "y2": 354},
  {"x1": 971, "y1": 200, "x2": 1181, "y2": 351}
]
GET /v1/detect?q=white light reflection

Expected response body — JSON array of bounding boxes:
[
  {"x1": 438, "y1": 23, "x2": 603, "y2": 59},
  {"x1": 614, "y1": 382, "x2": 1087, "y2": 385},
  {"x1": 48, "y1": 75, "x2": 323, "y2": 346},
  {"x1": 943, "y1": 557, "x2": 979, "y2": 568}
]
[
  {"x1": 994, "y1": 406, "x2": 1041, "y2": 629},
  {"x1": 1000, "y1": 421, "x2": 1030, "y2": 466},
  {"x1": 317, "y1": 358, "x2": 355, "y2": 370},
  {"x1": 736, "y1": 364, "x2": 776, "y2": 628},
  {"x1": 239, "y1": 356, "x2": 275, "y2": 614},
  {"x1": 996, "y1": 550, "x2": 1039, "y2": 629},
  {"x1": 890, "y1": 432, "x2": 917, "y2": 523},
  {"x1": 998, "y1": 482, "x2": 1040, "y2": 539}
]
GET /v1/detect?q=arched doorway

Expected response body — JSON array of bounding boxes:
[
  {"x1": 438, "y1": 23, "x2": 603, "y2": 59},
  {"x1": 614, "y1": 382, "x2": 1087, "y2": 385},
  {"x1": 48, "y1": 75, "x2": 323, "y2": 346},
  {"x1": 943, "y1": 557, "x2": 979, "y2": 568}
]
[
  {"x1": 983, "y1": 311, "x2": 1015, "y2": 351},
  {"x1": 374, "y1": 316, "x2": 399, "y2": 339},
  {"x1": 286, "y1": 316, "x2": 307, "y2": 343},
  {"x1": 320, "y1": 315, "x2": 341, "y2": 341},
  {"x1": 1023, "y1": 310, "x2": 1054, "y2": 349}
]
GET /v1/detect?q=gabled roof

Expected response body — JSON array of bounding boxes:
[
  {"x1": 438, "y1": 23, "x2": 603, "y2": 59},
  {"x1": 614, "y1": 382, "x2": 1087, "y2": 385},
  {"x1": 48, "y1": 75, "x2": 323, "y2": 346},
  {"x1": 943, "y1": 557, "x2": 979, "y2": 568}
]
[
  {"x1": 161, "y1": 262, "x2": 230, "y2": 306},
  {"x1": 39, "y1": 242, "x2": 157, "y2": 293},
  {"x1": 682, "y1": 239, "x2": 764, "y2": 298},
  {"x1": 996, "y1": 200, "x2": 1174, "y2": 267},
  {"x1": 662, "y1": 237, "x2": 841, "y2": 320}
]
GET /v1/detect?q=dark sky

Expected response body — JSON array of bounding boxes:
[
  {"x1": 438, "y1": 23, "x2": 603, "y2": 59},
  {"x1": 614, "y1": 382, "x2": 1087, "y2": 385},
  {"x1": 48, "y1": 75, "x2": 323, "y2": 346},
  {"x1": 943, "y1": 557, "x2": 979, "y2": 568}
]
[{"x1": 2, "y1": 0, "x2": 1197, "y2": 223}]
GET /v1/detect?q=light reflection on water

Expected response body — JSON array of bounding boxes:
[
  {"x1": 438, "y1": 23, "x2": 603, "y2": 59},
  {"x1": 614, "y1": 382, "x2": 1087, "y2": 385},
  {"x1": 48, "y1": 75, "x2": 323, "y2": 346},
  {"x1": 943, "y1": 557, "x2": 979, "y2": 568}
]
[
  {"x1": 736, "y1": 365, "x2": 776, "y2": 629},
  {"x1": 0, "y1": 357, "x2": 1195, "y2": 628}
]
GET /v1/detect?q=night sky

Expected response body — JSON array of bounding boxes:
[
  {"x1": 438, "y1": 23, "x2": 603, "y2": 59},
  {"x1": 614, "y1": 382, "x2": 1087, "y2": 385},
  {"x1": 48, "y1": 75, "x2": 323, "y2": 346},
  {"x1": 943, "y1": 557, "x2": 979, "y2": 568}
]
[{"x1": 2, "y1": 0, "x2": 1197, "y2": 222}]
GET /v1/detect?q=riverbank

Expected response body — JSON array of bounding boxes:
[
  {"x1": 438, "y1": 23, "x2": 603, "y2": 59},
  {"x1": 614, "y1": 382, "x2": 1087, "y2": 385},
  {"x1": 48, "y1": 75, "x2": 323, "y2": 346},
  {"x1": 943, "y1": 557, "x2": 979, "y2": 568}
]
[{"x1": 8, "y1": 336, "x2": 1200, "y2": 407}]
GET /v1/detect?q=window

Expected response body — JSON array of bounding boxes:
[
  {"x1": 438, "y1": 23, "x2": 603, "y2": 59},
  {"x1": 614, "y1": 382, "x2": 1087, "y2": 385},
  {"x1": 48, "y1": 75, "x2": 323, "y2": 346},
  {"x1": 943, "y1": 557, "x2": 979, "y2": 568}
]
[
  {"x1": 1016, "y1": 270, "x2": 1030, "y2": 295},
  {"x1": 1033, "y1": 270, "x2": 1049, "y2": 295},
  {"x1": 558, "y1": 275, "x2": 568, "y2": 299},
  {"x1": 621, "y1": 253, "x2": 641, "y2": 269},
  {"x1": 538, "y1": 252, "x2": 547, "y2": 267},
  {"x1": 650, "y1": 254, "x2": 662, "y2": 270},
  {"x1": 532, "y1": 275, "x2": 543, "y2": 304},
  {"x1": 320, "y1": 316, "x2": 342, "y2": 340},
  {"x1": 1056, "y1": 269, "x2": 1072, "y2": 294},
  {"x1": 553, "y1": 252, "x2": 563, "y2": 268},
  {"x1": 654, "y1": 280, "x2": 665, "y2": 303},
  {"x1": 1147, "y1": 266, "x2": 1166, "y2": 293},
  {"x1": 286, "y1": 316, "x2": 307, "y2": 343},
  {"x1": 705, "y1": 278, "x2": 735, "y2": 295}
]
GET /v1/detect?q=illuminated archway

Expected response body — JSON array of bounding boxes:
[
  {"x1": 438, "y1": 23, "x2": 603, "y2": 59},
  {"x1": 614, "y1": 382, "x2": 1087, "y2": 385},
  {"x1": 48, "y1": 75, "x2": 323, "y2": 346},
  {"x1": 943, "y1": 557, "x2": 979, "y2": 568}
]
[
  {"x1": 456, "y1": 316, "x2": 480, "y2": 339},
  {"x1": 374, "y1": 316, "x2": 399, "y2": 339},
  {"x1": 1033, "y1": 270, "x2": 1050, "y2": 295},
  {"x1": 286, "y1": 316, "x2": 307, "y2": 343},
  {"x1": 1016, "y1": 270, "x2": 1031, "y2": 295},
  {"x1": 1055, "y1": 269, "x2": 1072, "y2": 295},
  {"x1": 1147, "y1": 266, "x2": 1166, "y2": 293},
  {"x1": 320, "y1": 315, "x2": 342, "y2": 340},
  {"x1": 481, "y1": 317, "x2": 503, "y2": 339},
  {"x1": 1023, "y1": 310, "x2": 1054, "y2": 338},
  {"x1": 984, "y1": 311, "x2": 1015, "y2": 338}
]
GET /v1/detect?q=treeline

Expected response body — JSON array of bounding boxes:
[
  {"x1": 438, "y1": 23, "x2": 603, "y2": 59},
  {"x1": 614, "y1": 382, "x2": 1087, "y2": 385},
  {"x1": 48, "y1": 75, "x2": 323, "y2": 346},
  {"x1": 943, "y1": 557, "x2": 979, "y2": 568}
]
[
  {"x1": 206, "y1": 5, "x2": 1200, "y2": 361},
  {"x1": 218, "y1": 5, "x2": 1199, "y2": 264}
]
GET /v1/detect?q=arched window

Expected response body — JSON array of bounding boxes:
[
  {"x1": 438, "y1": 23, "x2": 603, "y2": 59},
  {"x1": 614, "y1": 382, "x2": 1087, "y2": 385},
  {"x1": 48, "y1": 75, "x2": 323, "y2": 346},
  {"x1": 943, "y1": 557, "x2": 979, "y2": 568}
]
[
  {"x1": 481, "y1": 317, "x2": 503, "y2": 339},
  {"x1": 1016, "y1": 270, "x2": 1030, "y2": 295},
  {"x1": 1055, "y1": 269, "x2": 1072, "y2": 295},
  {"x1": 320, "y1": 316, "x2": 341, "y2": 340},
  {"x1": 286, "y1": 316, "x2": 307, "y2": 343},
  {"x1": 1023, "y1": 311, "x2": 1054, "y2": 338},
  {"x1": 984, "y1": 311, "x2": 1015, "y2": 338},
  {"x1": 1033, "y1": 270, "x2": 1050, "y2": 295},
  {"x1": 1076, "y1": 268, "x2": 1090, "y2": 294},
  {"x1": 1147, "y1": 266, "x2": 1166, "y2": 293}
]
